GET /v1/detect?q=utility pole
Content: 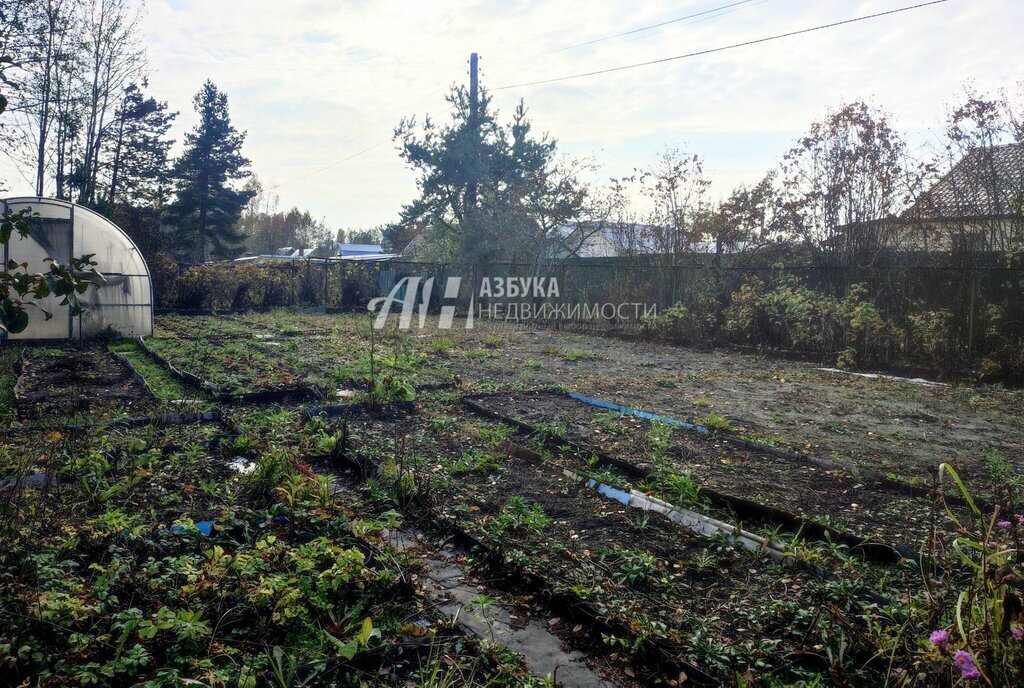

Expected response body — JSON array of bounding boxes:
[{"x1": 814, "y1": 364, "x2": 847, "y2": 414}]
[
  {"x1": 467, "y1": 52, "x2": 479, "y2": 212},
  {"x1": 469, "y1": 52, "x2": 479, "y2": 121}
]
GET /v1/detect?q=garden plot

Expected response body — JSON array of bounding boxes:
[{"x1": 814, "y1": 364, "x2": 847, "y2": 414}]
[
  {"x1": 233, "y1": 310, "x2": 361, "y2": 336},
  {"x1": 388, "y1": 314, "x2": 1024, "y2": 485},
  {"x1": 156, "y1": 313, "x2": 270, "y2": 339},
  {"x1": 141, "y1": 335, "x2": 316, "y2": 399},
  {"x1": 0, "y1": 419, "x2": 232, "y2": 518},
  {"x1": 220, "y1": 312, "x2": 1023, "y2": 493},
  {"x1": 321, "y1": 469, "x2": 629, "y2": 687},
  {"x1": 148, "y1": 316, "x2": 451, "y2": 400},
  {"x1": 321, "y1": 406, "x2": 885, "y2": 684},
  {"x1": 0, "y1": 415, "x2": 548, "y2": 688},
  {"x1": 465, "y1": 391, "x2": 966, "y2": 552},
  {"x1": 13, "y1": 345, "x2": 157, "y2": 424}
]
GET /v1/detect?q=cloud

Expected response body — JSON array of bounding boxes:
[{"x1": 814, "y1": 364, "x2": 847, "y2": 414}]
[{"x1": 4, "y1": 0, "x2": 1022, "y2": 229}]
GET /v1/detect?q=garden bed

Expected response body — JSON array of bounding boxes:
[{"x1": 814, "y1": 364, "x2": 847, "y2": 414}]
[
  {"x1": 13, "y1": 345, "x2": 157, "y2": 424},
  {"x1": 465, "y1": 391, "x2": 959, "y2": 552},
  {"x1": 142, "y1": 324, "x2": 451, "y2": 401},
  {"x1": 319, "y1": 405, "x2": 887, "y2": 684}
]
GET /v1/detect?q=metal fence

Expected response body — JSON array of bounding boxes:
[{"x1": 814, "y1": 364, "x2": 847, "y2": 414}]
[{"x1": 157, "y1": 257, "x2": 1024, "y2": 374}]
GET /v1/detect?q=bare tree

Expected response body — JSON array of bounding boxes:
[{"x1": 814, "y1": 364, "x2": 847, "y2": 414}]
[
  {"x1": 617, "y1": 147, "x2": 711, "y2": 259},
  {"x1": 76, "y1": 0, "x2": 146, "y2": 204},
  {"x1": 777, "y1": 101, "x2": 911, "y2": 267}
]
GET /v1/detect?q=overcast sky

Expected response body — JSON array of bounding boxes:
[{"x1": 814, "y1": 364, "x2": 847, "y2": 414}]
[{"x1": 10, "y1": 0, "x2": 1024, "y2": 229}]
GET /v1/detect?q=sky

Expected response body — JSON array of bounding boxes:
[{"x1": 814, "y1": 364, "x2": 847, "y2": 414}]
[{"x1": 8, "y1": 0, "x2": 1024, "y2": 229}]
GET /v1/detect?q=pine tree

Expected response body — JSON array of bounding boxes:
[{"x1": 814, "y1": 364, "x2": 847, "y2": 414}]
[
  {"x1": 107, "y1": 82, "x2": 177, "y2": 206},
  {"x1": 170, "y1": 80, "x2": 253, "y2": 262}
]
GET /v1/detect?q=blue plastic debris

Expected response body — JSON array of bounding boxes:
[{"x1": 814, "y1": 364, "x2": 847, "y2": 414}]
[
  {"x1": 168, "y1": 520, "x2": 216, "y2": 536},
  {"x1": 569, "y1": 393, "x2": 709, "y2": 434}
]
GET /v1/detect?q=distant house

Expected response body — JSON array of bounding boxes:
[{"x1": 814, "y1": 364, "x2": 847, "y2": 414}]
[
  {"x1": 556, "y1": 222, "x2": 752, "y2": 259},
  {"x1": 905, "y1": 143, "x2": 1024, "y2": 253},
  {"x1": 274, "y1": 246, "x2": 311, "y2": 258},
  {"x1": 336, "y1": 243, "x2": 384, "y2": 257},
  {"x1": 234, "y1": 241, "x2": 396, "y2": 265}
]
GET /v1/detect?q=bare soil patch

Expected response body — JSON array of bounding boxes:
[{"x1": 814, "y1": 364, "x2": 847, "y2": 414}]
[{"x1": 14, "y1": 346, "x2": 156, "y2": 422}]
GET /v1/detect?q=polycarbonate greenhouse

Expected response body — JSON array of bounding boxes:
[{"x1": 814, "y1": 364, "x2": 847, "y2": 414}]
[{"x1": 2, "y1": 197, "x2": 153, "y2": 340}]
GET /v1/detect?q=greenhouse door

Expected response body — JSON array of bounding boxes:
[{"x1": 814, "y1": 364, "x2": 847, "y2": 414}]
[{"x1": 4, "y1": 201, "x2": 74, "y2": 340}]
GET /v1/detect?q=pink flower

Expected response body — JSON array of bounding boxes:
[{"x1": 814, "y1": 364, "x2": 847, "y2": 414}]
[
  {"x1": 954, "y1": 650, "x2": 980, "y2": 680},
  {"x1": 998, "y1": 520, "x2": 1012, "y2": 529},
  {"x1": 930, "y1": 629, "x2": 949, "y2": 646},
  {"x1": 1016, "y1": 514, "x2": 1024, "y2": 525},
  {"x1": 1013, "y1": 627, "x2": 1023, "y2": 640}
]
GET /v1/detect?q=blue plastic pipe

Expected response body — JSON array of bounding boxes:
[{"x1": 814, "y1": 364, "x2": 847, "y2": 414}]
[{"x1": 568, "y1": 393, "x2": 709, "y2": 434}]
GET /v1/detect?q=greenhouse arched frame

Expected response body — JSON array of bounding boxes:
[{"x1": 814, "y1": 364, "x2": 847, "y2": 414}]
[{"x1": 2, "y1": 197, "x2": 154, "y2": 340}]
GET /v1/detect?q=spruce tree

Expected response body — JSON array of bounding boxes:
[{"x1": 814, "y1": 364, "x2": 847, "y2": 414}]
[{"x1": 170, "y1": 80, "x2": 253, "y2": 262}]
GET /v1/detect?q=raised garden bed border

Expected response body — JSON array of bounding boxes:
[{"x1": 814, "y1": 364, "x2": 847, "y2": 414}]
[{"x1": 462, "y1": 390, "x2": 923, "y2": 564}]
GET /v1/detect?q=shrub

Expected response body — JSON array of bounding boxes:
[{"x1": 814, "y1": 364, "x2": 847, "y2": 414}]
[{"x1": 641, "y1": 302, "x2": 706, "y2": 343}]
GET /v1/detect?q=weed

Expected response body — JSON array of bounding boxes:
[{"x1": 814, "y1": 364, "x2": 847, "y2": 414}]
[
  {"x1": 560, "y1": 348, "x2": 599, "y2": 362},
  {"x1": 427, "y1": 413, "x2": 458, "y2": 435},
  {"x1": 606, "y1": 547, "x2": 662, "y2": 588},
  {"x1": 474, "y1": 422, "x2": 515, "y2": 448},
  {"x1": 429, "y1": 337, "x2": 455, "y2": 355},
  {"x1": 468, "y1": 594, "x2": 498, "y2": 642},
  {"x1": 699, "y1": 411, "x2": 732, "y2": 432},
  {"x1": 444, "y1": 450, "x2": 500, "y2": 476},
  {"x1": 590, "y1": 411, "x2": 626, "y2": 435},
  {"x1": 488, "y1": 496, "x2": 551, "y2": 538},
  {"x1": 532, "y1": 421, "x2": 569, "y2": 444}
]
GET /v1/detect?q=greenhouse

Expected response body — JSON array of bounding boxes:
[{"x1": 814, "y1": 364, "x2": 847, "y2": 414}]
[{"x1": 2, "y1": 197, "x2": 153, "y2": 340}]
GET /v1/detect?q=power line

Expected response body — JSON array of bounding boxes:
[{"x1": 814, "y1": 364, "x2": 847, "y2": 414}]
[
  {"x1": 267, "y1": 101, "x2": 461, "y2": 191},
  {"x1": 265, "y1": 84, "x2": 462, "y2": 190},
  {"x1": 266, "y1": 138, "x2": 392, "y2": 190},
  {"x1": 486, "y1": 0, "x2": 768, "y2": 72},
  {"x1": 494, "y1": 0, "x2": 951, "y2": 91},
  {"x1": 550, "y1": 0, "x2": 763, "y2": 55}
]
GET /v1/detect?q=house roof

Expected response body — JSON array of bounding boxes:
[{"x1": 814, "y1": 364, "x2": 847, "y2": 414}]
[
  {"x1": 912, "y1": 143, "x2": 1024, "y2": 219},
  {"x1": 338, "y1": 243, "x2": 383, "y2": 254}
]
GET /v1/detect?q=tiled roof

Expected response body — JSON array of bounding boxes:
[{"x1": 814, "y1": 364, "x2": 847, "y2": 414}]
[{"x1": 914, "y1": 144, "x2": 1024, "y2": 218}]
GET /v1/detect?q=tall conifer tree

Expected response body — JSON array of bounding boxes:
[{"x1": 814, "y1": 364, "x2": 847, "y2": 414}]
[{"x1": 170, "y1": 80, "x2": 253, "y2": 262}]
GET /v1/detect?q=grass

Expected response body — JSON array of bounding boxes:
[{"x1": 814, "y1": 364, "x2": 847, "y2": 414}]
[
  {"x1": 0, "y1": 348, "x2": 19, "y2": 422},
  {"x1": 108, "y1": 341, "x2": 192, "y2": 402},
  {"x1": 698, "y1": 411, "x2": 731, "y2": 432},
  {"x1": 559, "y1": 348, "x2": 600, "y2": 362}
]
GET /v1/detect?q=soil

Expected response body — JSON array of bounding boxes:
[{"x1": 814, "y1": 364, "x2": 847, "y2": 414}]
[
  {"x1": 404, "y1": 317, "x2": 1024, "y2": 491},
  {"x1": 14, "y1": 346, "x2": 156, "y2": 422},
  {"x1": 333, "y1": 407, "x2": 843, "y2": 682},
  {"x1": 470, "y1": 391, "x2": 955, "y2": 549}
]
